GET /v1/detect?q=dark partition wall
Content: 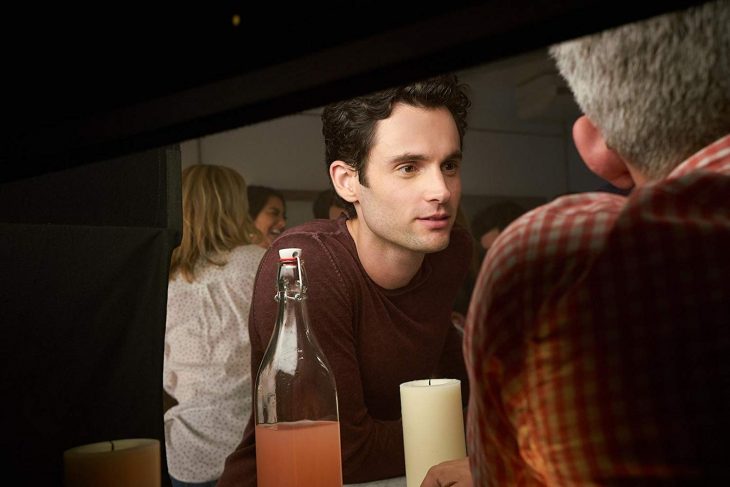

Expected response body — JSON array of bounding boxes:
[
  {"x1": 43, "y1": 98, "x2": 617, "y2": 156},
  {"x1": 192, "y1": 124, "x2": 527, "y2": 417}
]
[
  {"x1": 0, "y1": 147, "x2": 181, "y2": 485},
  {"x1": 1, "y1": 1, "x2": 705, "y2": 183}
]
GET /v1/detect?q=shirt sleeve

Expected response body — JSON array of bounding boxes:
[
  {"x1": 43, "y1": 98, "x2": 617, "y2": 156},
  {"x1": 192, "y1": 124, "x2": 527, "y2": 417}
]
[{"x1": 218, "y1": 233, "x2": 405, "y2": 486}]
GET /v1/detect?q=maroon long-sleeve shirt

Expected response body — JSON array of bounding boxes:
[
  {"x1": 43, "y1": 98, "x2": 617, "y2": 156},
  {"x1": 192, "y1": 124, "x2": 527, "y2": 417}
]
[{"x1": 218, "y1": 216, "x2": 471, "y2": 486}]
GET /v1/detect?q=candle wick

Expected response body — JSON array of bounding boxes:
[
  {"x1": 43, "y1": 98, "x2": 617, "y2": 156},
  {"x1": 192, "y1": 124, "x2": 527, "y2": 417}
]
[
  {"x1": 110, "y1": 441, "x2": 115, "y2": 452},
  {"x1": 429, "y1": 378, "x2": 431, "y2": 385}
]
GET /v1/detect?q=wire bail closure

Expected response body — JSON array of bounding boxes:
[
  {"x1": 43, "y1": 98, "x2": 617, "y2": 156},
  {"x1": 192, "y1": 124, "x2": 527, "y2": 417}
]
[{"x1": 275, "y1": 253, "x2": 307, "y2": 302}]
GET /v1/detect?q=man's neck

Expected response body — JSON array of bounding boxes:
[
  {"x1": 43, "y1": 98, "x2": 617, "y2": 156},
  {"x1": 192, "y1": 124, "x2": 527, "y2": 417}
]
[
  {"x1": 626, "y1": 161, "x2": 649, "y2": 187},
  {"x1": 346, "y1": 218, "x2": 425, "y2": 290}
]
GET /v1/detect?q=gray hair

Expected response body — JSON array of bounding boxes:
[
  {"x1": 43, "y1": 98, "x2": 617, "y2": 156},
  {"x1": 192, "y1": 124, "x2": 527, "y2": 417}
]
[{"x1": 549, "y1": 1, "x2": 730, "y2": 179}]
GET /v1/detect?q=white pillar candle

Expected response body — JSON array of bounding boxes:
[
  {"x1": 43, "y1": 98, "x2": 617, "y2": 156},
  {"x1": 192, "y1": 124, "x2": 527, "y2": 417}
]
[
  {"x1": 63, "y1": 438, "x2": 161, "y2": 487},
  {"x1": 399, "y1": 379, "x2": 466, "y2": 487}
]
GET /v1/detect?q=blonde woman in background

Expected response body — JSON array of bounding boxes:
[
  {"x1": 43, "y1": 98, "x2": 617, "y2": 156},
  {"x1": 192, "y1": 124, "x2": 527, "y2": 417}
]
[{"x1": 164, "y1": 165, "x2": 266, "y2": 487}]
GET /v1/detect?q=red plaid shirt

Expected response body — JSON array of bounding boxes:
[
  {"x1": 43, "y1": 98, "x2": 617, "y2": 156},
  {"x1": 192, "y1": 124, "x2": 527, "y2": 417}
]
[{"x1": 464, "y1": 134, "x2": 730, "y2": 486}]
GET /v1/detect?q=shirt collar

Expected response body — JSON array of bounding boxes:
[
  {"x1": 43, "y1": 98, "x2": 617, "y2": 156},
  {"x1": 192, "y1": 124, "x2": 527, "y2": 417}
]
[{"x1": 667, "y1": 133, "x2": 730, "y2": 179}]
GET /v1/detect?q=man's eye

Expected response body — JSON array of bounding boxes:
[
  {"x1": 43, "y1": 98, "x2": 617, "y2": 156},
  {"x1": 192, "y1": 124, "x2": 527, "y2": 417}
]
[
  {"x1": 398, "y1": 164, "x2": 417, "y2": 174},
  {"x1": 442, "y1": 161, "x2": 459, "y2": 173}
]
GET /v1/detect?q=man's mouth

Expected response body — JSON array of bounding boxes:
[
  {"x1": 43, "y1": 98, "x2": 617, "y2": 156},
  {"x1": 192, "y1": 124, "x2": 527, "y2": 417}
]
[
  {"x1": 417, "y1": 213, "x2": 451, "y2": 229},
  {"x1": 419, "y1": 213, "x2": 449, "y2": 221}
]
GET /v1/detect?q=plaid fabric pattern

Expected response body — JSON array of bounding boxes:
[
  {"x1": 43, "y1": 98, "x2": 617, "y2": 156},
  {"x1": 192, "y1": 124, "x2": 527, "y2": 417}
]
[{"x1": 464, "y1": 134, "x2": 730, "y2": 486}]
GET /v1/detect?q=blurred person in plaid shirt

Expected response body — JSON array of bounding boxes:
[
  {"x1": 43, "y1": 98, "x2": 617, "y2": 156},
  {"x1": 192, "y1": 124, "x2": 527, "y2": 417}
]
[{"x1": 422, "y1": 1, "x2": 730, "y2": 485}]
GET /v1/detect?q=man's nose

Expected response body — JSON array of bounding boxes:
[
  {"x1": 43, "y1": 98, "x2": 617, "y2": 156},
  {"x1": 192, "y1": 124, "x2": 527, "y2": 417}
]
[{"x1": 424, "y1": 168, "x2": 451, "y2": 203}]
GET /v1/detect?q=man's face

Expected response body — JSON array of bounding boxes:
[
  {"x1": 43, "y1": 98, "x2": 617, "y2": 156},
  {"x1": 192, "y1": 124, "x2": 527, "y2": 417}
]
[{"x1": 353, "y1": 103, "x2": 462, "y2": 255}]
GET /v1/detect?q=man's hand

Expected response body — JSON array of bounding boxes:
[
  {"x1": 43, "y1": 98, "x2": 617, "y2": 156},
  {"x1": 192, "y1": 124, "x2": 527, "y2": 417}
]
[{"x1": 420, "y1": 457, "x2": 473, "y2": 487}]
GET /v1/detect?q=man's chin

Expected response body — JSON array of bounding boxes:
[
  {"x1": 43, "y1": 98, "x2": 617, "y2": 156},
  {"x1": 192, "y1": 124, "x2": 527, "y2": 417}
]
[{"x1": 417, "y1": 235, "x2": 451, "y2": 254}]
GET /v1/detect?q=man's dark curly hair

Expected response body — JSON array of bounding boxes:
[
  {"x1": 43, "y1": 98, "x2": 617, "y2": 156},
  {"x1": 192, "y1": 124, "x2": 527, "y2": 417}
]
[{"x1": 321, "y1": 74, "x2": 471, "y2": 216}]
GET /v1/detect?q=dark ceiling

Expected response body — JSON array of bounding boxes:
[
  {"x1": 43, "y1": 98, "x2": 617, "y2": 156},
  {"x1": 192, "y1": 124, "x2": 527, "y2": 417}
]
[{"x1": 1, "y1": 0, "x2": 705, "y2": 182}]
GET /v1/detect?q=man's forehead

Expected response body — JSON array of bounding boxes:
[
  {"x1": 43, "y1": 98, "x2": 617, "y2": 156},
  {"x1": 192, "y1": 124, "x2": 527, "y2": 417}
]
[{"x1": 370, "y1": 103, "x2": 459, "y2": 155}]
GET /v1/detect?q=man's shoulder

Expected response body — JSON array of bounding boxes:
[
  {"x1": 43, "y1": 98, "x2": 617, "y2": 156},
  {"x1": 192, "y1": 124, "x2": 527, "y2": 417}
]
[
  {"x1": 276, "y1": 218, "x2": 346, "y2": 242},
  {"x1": 488, "y1": 192, "x2": 625, "y2": 273},
  {"x1": 509, "y1": 192, "x2": 624, "y2": 236},
  {"x1": 262, "y1": 217, "x2": 355, "y2": 273},
  {"x1": 541, "y1": 192, "x2": 625, "y2": 218},
  {"x1": 253, "y1": 218, "x2": 359, "y2": 311},
  {"x1": 471, "y1": 192, "x2": 626, "y2": 322}
]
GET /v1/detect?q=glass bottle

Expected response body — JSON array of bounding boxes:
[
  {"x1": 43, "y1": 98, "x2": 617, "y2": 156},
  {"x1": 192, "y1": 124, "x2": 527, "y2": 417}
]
[{"x1": 254, "y1": 247, "x2": 343, "y2": 487}]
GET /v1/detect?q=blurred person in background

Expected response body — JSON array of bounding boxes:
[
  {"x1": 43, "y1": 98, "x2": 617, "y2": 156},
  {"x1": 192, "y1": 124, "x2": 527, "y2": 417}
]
[
  {"x1": 247, "y1": 185, "x2": 287, "y2": 248},
  {"x1": 313, "y1": 187, "x2": 347, "y2": 220},
  {"x1": 470, "y1": 200, "x2": 526, "y2": 259}
]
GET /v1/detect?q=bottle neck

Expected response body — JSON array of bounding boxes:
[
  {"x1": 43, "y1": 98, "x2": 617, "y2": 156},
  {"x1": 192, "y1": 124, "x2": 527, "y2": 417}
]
[
  {"x1": 276, "y1": 259, "x2": 308, "y2": 302},
  {"x1": 255, "y1": 252, "x2": 340, "y2": 427}
]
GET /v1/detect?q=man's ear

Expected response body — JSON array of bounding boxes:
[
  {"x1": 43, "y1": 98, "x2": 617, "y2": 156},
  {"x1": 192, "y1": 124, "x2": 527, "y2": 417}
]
[
  {"x1": 329, "y1": 161, "x2": 359, "y2": 204},
  {"x1": 573, "y1": 115, "x2": 634, "y2": 189}
]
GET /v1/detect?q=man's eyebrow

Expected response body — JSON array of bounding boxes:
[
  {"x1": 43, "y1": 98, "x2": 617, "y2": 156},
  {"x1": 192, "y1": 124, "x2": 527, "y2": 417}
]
[
  {"x1": 387, "y1": 150, "x2": 463, "y2": 165},
  {"x1": 387, "y1": 153, "x2": 428, "y2": 165}
]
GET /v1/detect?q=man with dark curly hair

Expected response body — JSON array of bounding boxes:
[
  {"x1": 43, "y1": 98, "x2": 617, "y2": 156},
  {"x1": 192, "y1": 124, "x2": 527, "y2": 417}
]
[{"x1": 219, "y1": 74, "x2": 474, "y2": 486}]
